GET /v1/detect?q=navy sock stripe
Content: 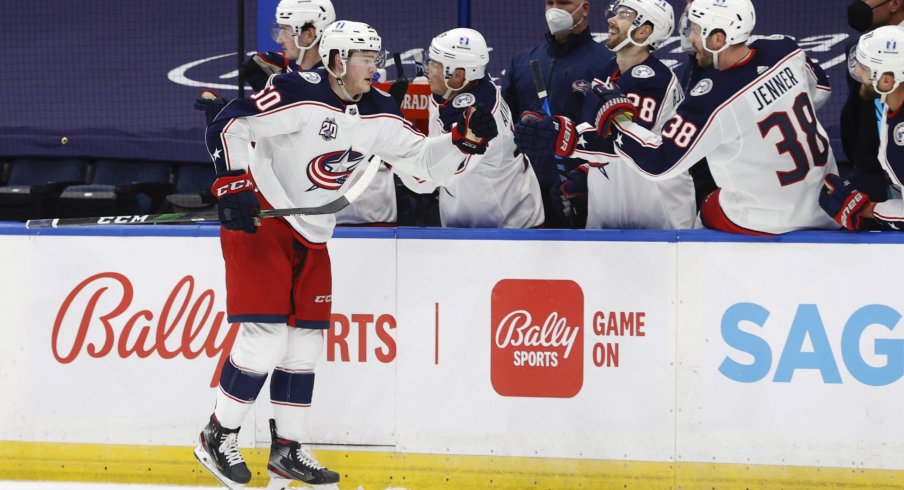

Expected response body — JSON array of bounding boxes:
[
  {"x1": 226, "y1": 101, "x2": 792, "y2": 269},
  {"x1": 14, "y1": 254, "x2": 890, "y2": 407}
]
[
  {"x1": 271, "y1": 368, "x2": 315, "y2": 405},
  {"x1": 219, "y1": 356, "x2": 268, "y2": 403}
]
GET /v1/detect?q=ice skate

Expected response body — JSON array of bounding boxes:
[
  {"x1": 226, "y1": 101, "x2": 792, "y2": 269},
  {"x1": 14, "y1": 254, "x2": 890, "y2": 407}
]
[
  {"x1": 266, "y1": 419, "x2": 340, "y2": 489},
  {"x1": 193, "y1": 414, "x2": 252, "y2": 489}
]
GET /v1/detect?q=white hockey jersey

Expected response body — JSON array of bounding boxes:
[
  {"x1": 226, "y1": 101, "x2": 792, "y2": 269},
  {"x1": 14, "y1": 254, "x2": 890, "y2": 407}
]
[
  {"x1": 206, "y1": 70, "x2": 468, "y2": 244},
  {"x1": 250, "y1": 62, "x2": 398, "y2": 225},
  {"x1": 333, "y1": 162, "x2": 397, "y2": 225},
  {"x1": 572, "y1": 56, "x2": 696, "y2": 230},
  {"x1": 398, "y1": 80, "x2": 544, "y2": 228},
  {"x1": 611, "y1": 37, "x2": 838, "y2": 234}
]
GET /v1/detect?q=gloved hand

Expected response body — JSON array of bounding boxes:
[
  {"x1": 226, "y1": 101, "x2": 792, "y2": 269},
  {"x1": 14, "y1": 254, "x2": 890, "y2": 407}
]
[
  {"x1": 591, "y1": 84, "x2": 636, "y2": 137},
  {"x1": 514, "y1": 111, "x2": 578, "y2": 160},
  {"x1": 451, "y1": 105, "x2": 499, "y2": 155},
  {"x1": 819, "y1": 174, "x2": 870, "y2": 231},
  {"x1": 239, "y1": 51, "x2": 287, "y2": 92},
  {"x1": 211, "y1": 170, "x2": 260, "y2": 233},
  {"x1": 388, "y1": 79, "x2": 409, "y2": 107},
  {"x1": 194, "y1": 89, "x2": 229, "y2": 126},
  {"x1": 550, "y1": 166, "x2": 589, "y2": 218}
]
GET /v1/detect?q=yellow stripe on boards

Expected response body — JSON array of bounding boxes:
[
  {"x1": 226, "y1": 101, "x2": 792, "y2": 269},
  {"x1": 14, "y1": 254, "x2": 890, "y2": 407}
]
[{"x1": 1, "y1": 441, "x2": 903, "y2": 489}]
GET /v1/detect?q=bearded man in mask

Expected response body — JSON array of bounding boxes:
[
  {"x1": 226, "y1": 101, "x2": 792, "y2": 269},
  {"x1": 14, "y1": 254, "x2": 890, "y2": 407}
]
[
  {"x1": 839, "y1": 0, "x2": 904, "y2": 214},
  {"x1": 501, "y1": 0, "x2": 614, "y2": 228}
]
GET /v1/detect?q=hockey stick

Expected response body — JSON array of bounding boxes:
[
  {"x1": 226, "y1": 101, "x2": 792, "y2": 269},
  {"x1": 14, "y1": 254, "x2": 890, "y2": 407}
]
[
  {"x1": 25, "y1": 155, "x2": 383, "y2": 229},
  {"x1": 529, "y1": 59, "x2": 554, "y2": 118},
  {"x1": 529, "y1": 59, "x2": 566, "y2": 173},
  {"x1": 388, "y1": 52, "x2": 409, "y2": 107}
]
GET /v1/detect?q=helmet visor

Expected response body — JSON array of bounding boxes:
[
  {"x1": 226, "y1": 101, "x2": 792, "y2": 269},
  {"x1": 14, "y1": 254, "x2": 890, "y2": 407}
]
[
  {"x1": 848, "y1": 46, "x2": 872, "y2": 83},
  {"x1": 271, "y1": 22, "x2": 294, "y2": 42},
  {"x1": 607, "y1": 1, "x2": 637, "y2": 20},
  {"x1": 346, "y1": 50, "x2": 386, "y2": 69}
]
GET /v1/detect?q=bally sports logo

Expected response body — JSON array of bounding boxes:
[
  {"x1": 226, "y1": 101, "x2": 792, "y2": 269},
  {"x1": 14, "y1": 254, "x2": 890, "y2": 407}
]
[{"x1": 491, "y1": 279, "x2": 583, "y2": 398}]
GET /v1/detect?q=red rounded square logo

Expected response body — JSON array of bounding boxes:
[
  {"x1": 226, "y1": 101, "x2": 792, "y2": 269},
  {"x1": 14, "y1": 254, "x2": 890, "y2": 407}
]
[{"x1": 491, "y1": 279, "x2": 584, "y2": 398}]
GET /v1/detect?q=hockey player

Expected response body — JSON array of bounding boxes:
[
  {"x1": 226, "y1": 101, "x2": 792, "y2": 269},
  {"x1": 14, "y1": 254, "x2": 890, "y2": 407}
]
[
  {"x1": 193, "y1": 21, "x2": 498, "y2": 490},
  {"x1": 593, "y1": 0, "x2": 837, "y2": 235},
  {"x1": 515, "y1": 0, "x2": 696, "y2": 229},
  {"x1": 196, "y1": 0, "x2": 398, "y2": 227},
  {"x1": 396, "y1": 28, "x2": 544, "y2": 228},
  {"x1": 819, "y1": 25, "x2": 904, "y2": 230}
]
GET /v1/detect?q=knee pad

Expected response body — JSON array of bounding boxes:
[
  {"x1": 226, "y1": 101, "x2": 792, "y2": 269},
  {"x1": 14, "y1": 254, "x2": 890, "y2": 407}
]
[
  {"x1": 230, "y1": 322, "x2": 290, "y2": 374},
  {"x1": 278, "y1": 328, "x2": 324, "y2": 372}
]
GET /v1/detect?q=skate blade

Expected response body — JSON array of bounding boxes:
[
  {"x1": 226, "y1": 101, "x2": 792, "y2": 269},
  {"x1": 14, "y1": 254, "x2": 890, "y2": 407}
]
[
  {"x1": 266, "y1": 472, "x2": 340, "y2": 490},
  {"x1": 194, "y1": 444, "x2": 248, "y2": 490}
]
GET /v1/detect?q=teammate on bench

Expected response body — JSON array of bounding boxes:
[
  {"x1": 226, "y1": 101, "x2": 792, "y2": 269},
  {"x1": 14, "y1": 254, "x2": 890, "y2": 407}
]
[
  {"x1": 396, "y1": 28, "x2": 545, "y2": 228},
  {"x1": 820, "y1": 26, "x2": 904, "y2": 231},
  {"x1": 595, "y1": 0, "x2": 838, "y2": 235},
  {"x1": 515, "y1": 0, "x2": 696, "y2": 230}
]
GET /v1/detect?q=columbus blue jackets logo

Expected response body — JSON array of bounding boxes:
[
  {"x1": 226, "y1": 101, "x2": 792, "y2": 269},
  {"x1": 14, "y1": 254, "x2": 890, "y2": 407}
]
[
  {"x1": 452, "y1": 93, "x2": 476, "y2": 109},
  {"x1": 299, "y1": 72, "x2": 322, "y2": 84},
  {"x1": 572, "y1": 79, "x2": 591, "y2": 94},
  {"x1": 631, "y1": 66, "x2": 655, "y2": 79},
  {"x1": 894, "y1": 122, "x2": 904, "y2": 146},
  {"x1": 690, "y1": 79, "x2": 713, "y2": 96},
  {"x1": 306, "y1": 148, "x2": 365, "y2": 191}
]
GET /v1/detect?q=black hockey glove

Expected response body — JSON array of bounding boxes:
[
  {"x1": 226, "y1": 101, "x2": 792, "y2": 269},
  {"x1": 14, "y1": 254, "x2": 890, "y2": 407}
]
[
  {"x1": 388, "y1": 79, "x2": 410, "y2": 107},
  {"x1": 514, "y1": 111, "x2": 578, "y2": 160},
  {"x1": 194, "y1": 89, "x2": 229, "y2": 126},
  {"x1": 451, "y1": 105, "x2": 498, "y2": 155},
  {"x1": 211, "y1": 170, "x2": 260, "y2": 234},
  {"x1": 550, "y1": 166, "x2": 589, "y2": 218},
  {"x1": 819, "y1": 174, "x2": 870, "y2": 231},
  {"x1": 239, "y1": 51, "x2": 287, "y2": 92},
  {"x1": 591, "y1": 84, "x2": 636, "y2": 138}
]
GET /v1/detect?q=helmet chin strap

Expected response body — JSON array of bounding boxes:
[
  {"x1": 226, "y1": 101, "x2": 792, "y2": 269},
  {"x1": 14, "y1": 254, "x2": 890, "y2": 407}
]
[
  {"x1": 873, "y1": 78, "x2": 901, "y2": 105},
  {"x1": 328, "y1": 61, "x2": 362, "y2": 103},
  {"x1": 610, "y1": 27, "x2": 641, "y2": 52},
  {"x1": 293, "y1": 33, "x2": 320, "y2": 65},
  {"x1": 704, "y1": 38, "x2": 728, "y2": 71},
  {"x1": 442, "y1": 78, "x2": 465, "y2": 99}
]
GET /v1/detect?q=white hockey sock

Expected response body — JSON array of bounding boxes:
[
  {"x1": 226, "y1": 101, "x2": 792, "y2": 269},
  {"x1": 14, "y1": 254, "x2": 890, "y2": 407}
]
[
  {"x1": 214, "y1": 391, "x2": 255, "y2": 430},
  {"x1": 273, "y1": 403, "x2": 311, "y2": 442}
]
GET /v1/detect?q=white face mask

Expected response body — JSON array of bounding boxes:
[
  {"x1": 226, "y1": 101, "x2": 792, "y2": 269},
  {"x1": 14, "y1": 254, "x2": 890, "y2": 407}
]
[{"x1": 546, "y1": 2, "x2": 586, "y2": 36}]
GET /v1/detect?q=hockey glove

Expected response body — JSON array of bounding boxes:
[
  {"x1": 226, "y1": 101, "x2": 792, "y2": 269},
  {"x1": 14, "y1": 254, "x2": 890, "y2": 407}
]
[
  {"x1": 194, "y1": 89, "x2": 229, "y2": 126},
  {"x1": 451, "y1": 105, "x2": 499, "y2": 155},
  {"x1": 819, "y1": 174, "x2": 870, "y2": 231},
  {"x1": 550, "y1": 166, "x2": 589, "y2": 218},
  {"x1": 388, "y1": 79, "x2": 410, "y2": 107},
  {"x1": 239, "y1": 51, "x2": 287, "y2": 92},
  {"x1": 513, "y1": 112, "x2": 578, "y2": 160},
  {"x1": 591, "y1": 85, "x2": 636, "y2": 138},
  {"x1": 211, "y1": 170, "x2": 260, "y2": 234}
]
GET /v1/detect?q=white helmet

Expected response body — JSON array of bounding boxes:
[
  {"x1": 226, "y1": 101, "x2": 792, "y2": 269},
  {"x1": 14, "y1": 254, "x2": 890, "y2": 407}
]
[
  {"x1": 428, "y1": 28, "x2": 490, "y2": 81},
  {"x1": 853, "y1": 25, "x2": 904, "y2": 97},
  {"x1": 318, "y1": 21, "x2": 383, "y2": 78},
  {"x1": 688, "y1": 0, "x2": 756, "y2": 48},
  {"x1": 274, "y1": 0, "x2": 336, "y2": 47},
  {"x1": 607, "y1": 0, "x2": 675, "y2": 52}
]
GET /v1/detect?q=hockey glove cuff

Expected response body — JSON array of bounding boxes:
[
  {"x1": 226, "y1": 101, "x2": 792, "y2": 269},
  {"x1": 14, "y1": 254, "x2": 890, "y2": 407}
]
[
  {"x1": 211, "y1": 170, "x2": 260, "y2": 234},
  {"x1": 592, "y1": 85, "x2": 636, "y2": 138},
  {"x1": 452, "y1": 105, "x2": 498, "y2": 155},
  {"x1": 194, "y1": 89, "x2": 229, "y2": 126},
  {"x1": 240, "y1": 52, "x2": 287, "y2": 92},
  {"x1": 819, "y1": 174, "x2": 869, "y2": 231},
  {"x1": 513, "y1": 114, "x2": 578, "y2": 159}
]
